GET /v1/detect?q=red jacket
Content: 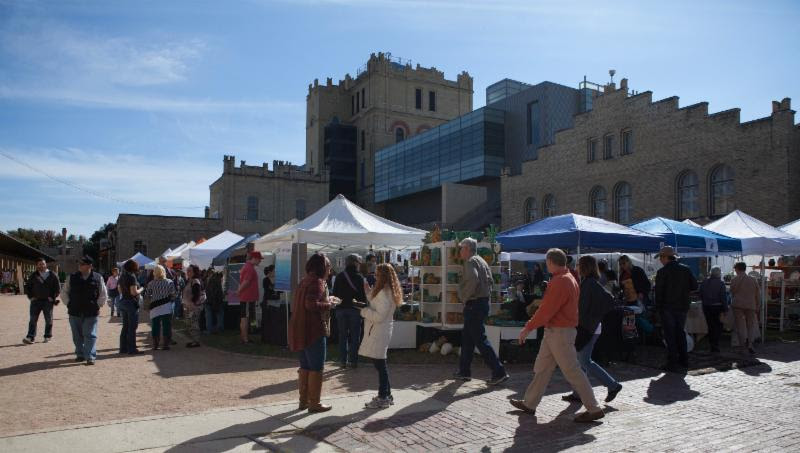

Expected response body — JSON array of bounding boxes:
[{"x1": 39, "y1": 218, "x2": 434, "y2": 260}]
[{"x1": 525, "y1": 268, "x2": 579, "y2": 330}]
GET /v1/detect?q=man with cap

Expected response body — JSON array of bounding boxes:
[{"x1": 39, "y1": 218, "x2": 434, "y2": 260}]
[
  {"x1": 23, "y1": 258, "x2": 61, "y2": 344},
  {"x1": 654, "y1": 246, "x2": 697, "y2": 372},
  {"x1": 60, "y1": 256, "x2": 108, "y2": 365},
  {"x1": 331, "y1": 254, "x2": 368, "y2": 368},
  {"x1": 237, "y1": 251, "x2": 263, "y2": 344}
]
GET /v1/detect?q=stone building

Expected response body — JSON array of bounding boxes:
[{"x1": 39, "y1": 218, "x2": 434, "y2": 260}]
[
  {"x1": 115, "y1": 155, "x2": 328, "y2": 265},
  {"x1": 208, "y1": 155, "x2": 329, "y2": 236},
  {"x1": 306, "y1": 52, "x2": 473, "y2": 210},
  {"x1": 115, "y1": 214, "x2": 222, "y2": 264},
  {"x1": 501, "y1": 79, "x2": 800, "y2": 231}
]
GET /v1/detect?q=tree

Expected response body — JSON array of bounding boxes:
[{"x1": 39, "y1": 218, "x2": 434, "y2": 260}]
[
  {"x1": 7, "y1": 228, "x2": 63, "y2": 249},
  {"x1": 82, "y1": 223, "x2": 115, "y2": 263}
]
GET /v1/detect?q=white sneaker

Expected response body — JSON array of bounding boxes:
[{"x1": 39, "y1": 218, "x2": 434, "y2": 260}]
[
  {"x1": 22, "y1": 337, "x2": 33, "y2": 344},
  {"x1": 43, "y1": 338, "x2": 50, "y2": 343},
  {"x1": 364, "y1": 397, "x2": 392, "y2": 409}
]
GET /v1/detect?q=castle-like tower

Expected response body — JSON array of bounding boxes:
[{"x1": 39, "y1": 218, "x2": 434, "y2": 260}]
[{"x1": 306, "y1": 52, "x2": 473, "y2": 210}]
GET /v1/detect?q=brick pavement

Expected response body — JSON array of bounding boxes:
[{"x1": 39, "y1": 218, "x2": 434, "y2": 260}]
[{"x1": 297, "y1": 343, "x2": 800, "y2": 452}]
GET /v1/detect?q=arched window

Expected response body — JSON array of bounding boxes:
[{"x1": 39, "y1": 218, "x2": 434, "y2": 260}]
[
  {"x1": 542, "y1": 194, "x2": 556, "y2": 218},
  {"x1": 677, "y1": 170, "x2": 699, "y2": 219},
  {"x1": 614, "y1": 182, "x2": 632, "y2": 224},
  {"x1": 710, "y1": 164, "x2": 735, "y2": 216},
  {"x1": 524, "y1": 197, "x2": 538, "y2": 223},
  {"x1": 590, "y1": 186, "x2": 607, "y2": 219},
  {"x1": 395, "y1": 127, "x2": 405, "y2": 143}
]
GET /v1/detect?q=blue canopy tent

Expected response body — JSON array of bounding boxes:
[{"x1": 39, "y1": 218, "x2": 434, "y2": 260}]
[
  {"x1": 211, "y1": 234, "x2": 261, "y2": 267},
  {"x1": 630, "y1": 217, "x2": 742, "y2": 255},
  {"x1": 497, "y1": 213, "x2": 664, "y2": 254}
]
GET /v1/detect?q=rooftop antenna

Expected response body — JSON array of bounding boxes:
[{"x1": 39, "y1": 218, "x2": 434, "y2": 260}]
[{"x1": 609, "y1": 69, "x2": 616, "y2": 84}]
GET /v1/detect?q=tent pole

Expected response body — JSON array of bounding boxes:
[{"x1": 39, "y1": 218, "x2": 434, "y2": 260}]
[{"x1": 761, "y1": 254, "x2": 766, "y2": 345}]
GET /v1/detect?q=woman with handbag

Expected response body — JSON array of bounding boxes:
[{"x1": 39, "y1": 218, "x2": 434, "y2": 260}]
[
  {"x1": 181, "y1": 264, "x2": 205, "y2": 348},
  {"x1": 563, "y1": 256, "x2": 623, "y2": 403},
  {"x1": 146, "y1": 265, "x2": 177, "y2": 350},
  {"x1": 289, "y1": 253, "x2": 339, "y2": 413},
  {"x1": 359, "y1": 263, "x2": 403, "y2": 409}
]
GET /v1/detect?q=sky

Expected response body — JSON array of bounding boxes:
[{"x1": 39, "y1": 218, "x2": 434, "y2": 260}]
[{"x1": 1, "y1": 0, "x2": 798, "y2": 236}]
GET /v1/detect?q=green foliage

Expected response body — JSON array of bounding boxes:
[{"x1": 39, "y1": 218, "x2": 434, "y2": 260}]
[{"x1": 6, "y1": 228, "x2": 63, "y2": 249}]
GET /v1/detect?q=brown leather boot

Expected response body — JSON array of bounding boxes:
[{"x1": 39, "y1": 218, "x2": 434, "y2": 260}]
[
  {"x1": 307, "y1": 371, "x2": 332, "y2": 413},
  {"x1": 298, "y1": 369, "x2": 309, "y2": 410}
]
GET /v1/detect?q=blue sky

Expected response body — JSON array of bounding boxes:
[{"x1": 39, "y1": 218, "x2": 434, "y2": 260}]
[{"x1": 1, "y1": 0, "x2": 798, "y2": 236}]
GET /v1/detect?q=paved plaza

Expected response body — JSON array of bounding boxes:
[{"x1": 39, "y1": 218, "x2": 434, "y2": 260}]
[{"x1": 1, "y1": 294, "x2": 800, "y2": 452}]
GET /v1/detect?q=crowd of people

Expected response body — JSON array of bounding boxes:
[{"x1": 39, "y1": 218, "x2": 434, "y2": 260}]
[{"x1": 16, "y1": 241, "x2": 775, "y2": 422}]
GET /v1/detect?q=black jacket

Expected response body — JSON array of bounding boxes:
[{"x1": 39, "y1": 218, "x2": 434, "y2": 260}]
[
  {"x1": 654, "y1": 260, "x2": 698, "y2": 311},
  {"x1": 25, "y1": 270, "x2": 60, "y2": 302},
  {"x1": 332, "y1": 266, "x2": 367, "y2": 310},
  {"x1": 630, "y1": 266, "x2": 652, "y2": 296},
  {"x1": 67, "y1": 271, "x2": 104, "y2": 317},
  {"x1": 699, "y1": 276, "x2": 727, "y2": 307},
  {"x1": 205, "y1": 273, "x2": 225, "y2": 310},
  {"x1": 576, "y1": 276, "x2": 615, "y2": 350}
]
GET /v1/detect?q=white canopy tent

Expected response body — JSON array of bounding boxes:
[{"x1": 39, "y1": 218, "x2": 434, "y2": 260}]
[
  {"x1": 704, "y1": 210, "x2": 800, "y2": 256},
  {"x1": 704, "y1": 210, "x2": 800, "y2": 342},
  {"x1": 182, "y1": 231, "x2": 244, "y2": 269},
  {"x1": 117, "y1": 252, "x2": 154, "y2": 268},
  {"x1": 682, "y1": 219, "x2": 702, "y2": 227},
  {"x1": 254, "y1": 194, "x2": 426, "y2": 252},
  {"x1": 163, "y1": 242, "x2": 194, "y2": 260},
  {"x1": 779, "y1": 218, "x2": 800, "y2": 238}
]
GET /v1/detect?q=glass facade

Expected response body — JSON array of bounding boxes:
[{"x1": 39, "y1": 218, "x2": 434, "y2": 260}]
[{"x1": 374, "y1": 107, "x2": 505, "y2": 203}]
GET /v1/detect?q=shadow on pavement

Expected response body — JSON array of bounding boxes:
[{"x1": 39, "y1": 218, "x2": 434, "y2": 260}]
[
  {"x1": 506, "y1": 402, "x2": 597, "y2": 453},
  {"x1": 643, "y1": 372, "x2": 700, "y2": 405}
]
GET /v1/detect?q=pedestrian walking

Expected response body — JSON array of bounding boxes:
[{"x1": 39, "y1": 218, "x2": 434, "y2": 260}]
[
  {"x1": 204, "y1": 270, "x2": 225, "y2": 334},
  {"x1": 289, "y1": 253, "x2": 339, "y2": 413},
  {"x1": 118, "y1": 259, "x2": 144, "y2": 355},
  {"x1": 182, "y1": 264, "x2": 205, "y2": 348},
  {"x1": 237, "y1": 252, "x2": 262, "y2": 344},
  {"x1": 23, "y1": 258, "x2": 61, "y2": 344},
  {"x1": 510, "y1": 248, "x2": 605, "y2": 423},
  {"x1": 562, "y1": 256, "x2": 622, "y2": 404},
  {"x1": 359, "y1": 263, "x2": 402, "y2": 409},
  {"x1": 332, "y1": 254, "x2": 368, "y2": 368},
  {"x1": 699, "y1": 266, "x2": 728, "y2": 353},
  {"x1": 145, "y1": 265, "x2": 177, "y2": 350},
  {"x1": 654, "y1": 246, "x2": 698, "y2": 372},
  {"x1": 454, "y1": 237, "x2": 509, "y2": 385},
  {"x1": 60, "y1": 256, "x2": 108, "y2": 365},
  {"x1": 106, "y1": 267, "x2": 120, "y2": 318},
  {"x1": 730, "y1": 262, "x2": 760, "y2": 354}
]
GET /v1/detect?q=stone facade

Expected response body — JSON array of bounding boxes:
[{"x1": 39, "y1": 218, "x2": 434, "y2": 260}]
[
  {"x1": 115, "y1": 214, "x2": 222, "y2": 263},
  {"x1": 208, "y1": 155, "x2": 329, "y2": 236},
  {"x1": 306, "y1": 52, "x2": 473, "y2": 210},
  {"x1": 502, "y1": 79, "x2": 800, "y2": 231}
]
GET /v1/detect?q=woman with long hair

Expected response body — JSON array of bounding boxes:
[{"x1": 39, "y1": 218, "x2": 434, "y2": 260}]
[
  {"x1": 359, "y1": 263, "x2": 403, "y2": 409},
  {"x1": 118, "y1": 259, "x2": 144, "y2": 354},
  {"x1": 289, "y1": 253, "x2": 339, "y2": 413},
  {"x1": 563, "y1": 255, "x2": 622, "y2": 403}
]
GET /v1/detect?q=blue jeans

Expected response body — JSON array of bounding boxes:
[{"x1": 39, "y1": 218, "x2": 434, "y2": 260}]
[
  {"x1": 373, "y1": 358, "x2": 391, "y2": 398},
  {"x1": 204, "y1": 304, "x2": 225, "y2": 333},
  {"x1": 173, "y1": 296, "x2": 184, "y2": 318},
  {"x1": 299, "y1": 336, "x2": 327, "y2": 372},
  {"x1": 577, "y1": 333, "x2": 619, "y2": 390},
  {"x1": 459, "y1": 298, "x2": 506, "y2": 379},
  {"x1": 27, "y1": 299, "x2": 54, "y2": 339},
  {"x1": 336, "y1": 308, "x2": 362, "y2": 365},
  {"x1": 660, "y1": 308, "x2": 688, "y2": 366},
  {"x1": 119, "y1": 298, "x2": 140, "y2": 353},
  {"x1": 69, "y1": 315, "x2": 98, "y2": 360}
]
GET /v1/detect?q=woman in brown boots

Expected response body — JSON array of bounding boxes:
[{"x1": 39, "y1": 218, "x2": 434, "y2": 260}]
[{"x1": 289, "y1": 253, "x2": 340, "y2": 413}]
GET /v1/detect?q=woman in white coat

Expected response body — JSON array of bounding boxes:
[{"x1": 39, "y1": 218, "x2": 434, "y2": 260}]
[{"x1": 359, "y1": 263, "x2": 403, "y2": 409}]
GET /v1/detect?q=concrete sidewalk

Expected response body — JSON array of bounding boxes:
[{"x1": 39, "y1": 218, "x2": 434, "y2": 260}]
[{"x1": 0, "y1": 389, "x2": 441, "y2": 453}]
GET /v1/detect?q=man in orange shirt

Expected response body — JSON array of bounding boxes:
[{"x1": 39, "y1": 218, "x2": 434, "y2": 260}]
[{"x1": 510, "y1": 248, "x2": 604, "y2": 423}]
